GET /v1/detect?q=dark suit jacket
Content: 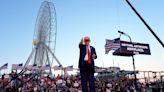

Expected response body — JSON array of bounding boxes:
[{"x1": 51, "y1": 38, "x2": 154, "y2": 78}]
[{"x1": 78, "y1": 43, "x2": 97, "y2": 73}]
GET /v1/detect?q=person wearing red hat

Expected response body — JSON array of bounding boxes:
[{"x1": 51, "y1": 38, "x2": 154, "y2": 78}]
[{"x1": 78, "y1": 36, "x2": 97, "y2": 92}]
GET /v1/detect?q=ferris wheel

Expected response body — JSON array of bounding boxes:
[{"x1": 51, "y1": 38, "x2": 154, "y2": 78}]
[
  {"x1": 33, "y1": 1, "x2": 57, "y2": 53},
  {"x1": 21, "y1": 1, "x2": 62, "y2": 75}
]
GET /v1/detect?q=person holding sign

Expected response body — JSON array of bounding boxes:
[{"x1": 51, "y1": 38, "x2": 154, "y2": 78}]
[{"x1": 78, "y1": 36, "x2": 97, "y2": 92}]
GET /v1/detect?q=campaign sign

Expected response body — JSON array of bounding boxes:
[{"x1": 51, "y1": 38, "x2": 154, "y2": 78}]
[{"x1": 113, "y1": 41, "x2": 151, "y2": 56}]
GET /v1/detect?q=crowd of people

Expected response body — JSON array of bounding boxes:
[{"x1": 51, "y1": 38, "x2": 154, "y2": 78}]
[
  {"x1": 0, "y1": 72, "x2": 81, "y2": 92},
  {"x1": 0, "y1": 71, "x2": 141, "y2": 92},
  {"x1": 0, "y1": 71, "x2": 163, "y2": 92}
]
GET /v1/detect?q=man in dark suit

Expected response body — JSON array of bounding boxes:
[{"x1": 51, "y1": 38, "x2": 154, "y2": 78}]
[{"x1": 79, "y1": 36, "x2": 97, "y2": 92}]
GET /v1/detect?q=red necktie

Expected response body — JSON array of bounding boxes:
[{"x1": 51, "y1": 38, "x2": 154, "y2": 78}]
[{"x1": 88, "y1": 47, "x2": 91, "y2": 64}]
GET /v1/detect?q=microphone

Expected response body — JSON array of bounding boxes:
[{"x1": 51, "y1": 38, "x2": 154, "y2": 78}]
[{"x1": 118, "y1": 30, "x2": 125, "y2": 35}]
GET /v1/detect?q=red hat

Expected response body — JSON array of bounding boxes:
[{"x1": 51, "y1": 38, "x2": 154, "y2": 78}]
[{"x1": 84, "y1": 36, "x2": 90, "y2": 42}]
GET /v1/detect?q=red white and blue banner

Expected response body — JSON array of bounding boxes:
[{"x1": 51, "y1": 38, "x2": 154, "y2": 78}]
[
  {"x1": 65, "y1": 65, "x2": 73, "y2": 71},
  {"x1": 42, "y1": 65, "x2": 51, "y2": 70},
  {"x1": 25, "y1": 65, "x2": 33, "y2": 71},
  {"x1": 12, "y1": 63, "x2": 23, "y2": 70},
  {"x1": 53, "y1": 65, "x2": 62, "y2": 70},
  {"x1": 31, "y1": 64, "x2": 38, "y2": 71},
  {"x1": 0, "y1": 63, "x2": 8, "y2": 70}
]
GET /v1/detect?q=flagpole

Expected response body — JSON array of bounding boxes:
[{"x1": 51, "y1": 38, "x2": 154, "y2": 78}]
[
  {"x1": 118, "y1": 61, "x2": 119, "y2": 67},
  {"x1": 103, "y1": 62, "x2": 104, "y2": 68},
  {"x1": 113, "y1": 59, "x2": 115, "y2": 67}
]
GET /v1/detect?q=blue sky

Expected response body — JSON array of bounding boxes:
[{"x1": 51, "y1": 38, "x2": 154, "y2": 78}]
[{"x1": 0, "y1": 0, "x2": 164, "y2": 74}]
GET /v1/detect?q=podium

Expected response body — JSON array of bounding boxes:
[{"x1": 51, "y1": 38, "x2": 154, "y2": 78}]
[{"x1": 113, "y1": 48, "x2": 135, "y2": 56}]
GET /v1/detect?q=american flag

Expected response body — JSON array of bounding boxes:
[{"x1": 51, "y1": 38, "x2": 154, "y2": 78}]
[
  {"x1": 53, "y1": 65, "x2": 62, "y2": 70},
  {"x1": 0, "y1": 63, "x2": 8, "y2": 70},
  {"x1": 65, "y1": 65, "x2": 73, "y2": 71},
  {"x1": 32, "y1": 64, "x2": 38, "y2": 70},
  {"x1": 12, "y1": 63, "x2": 23, "y2": 70},
  {"x1": 25, "y1": 65, "x2": 33, "y2": 71},
  {"x1": 43, "y1": 65, "x2": 51, "y2": 70},
  {"x1": 105, "y1": 38, "x2": 120, "y2": 54}
]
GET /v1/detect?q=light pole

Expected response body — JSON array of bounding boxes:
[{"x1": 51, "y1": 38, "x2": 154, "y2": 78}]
[{"x1": 118, "y1": 31, "x2": 137, "y2": 88}]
